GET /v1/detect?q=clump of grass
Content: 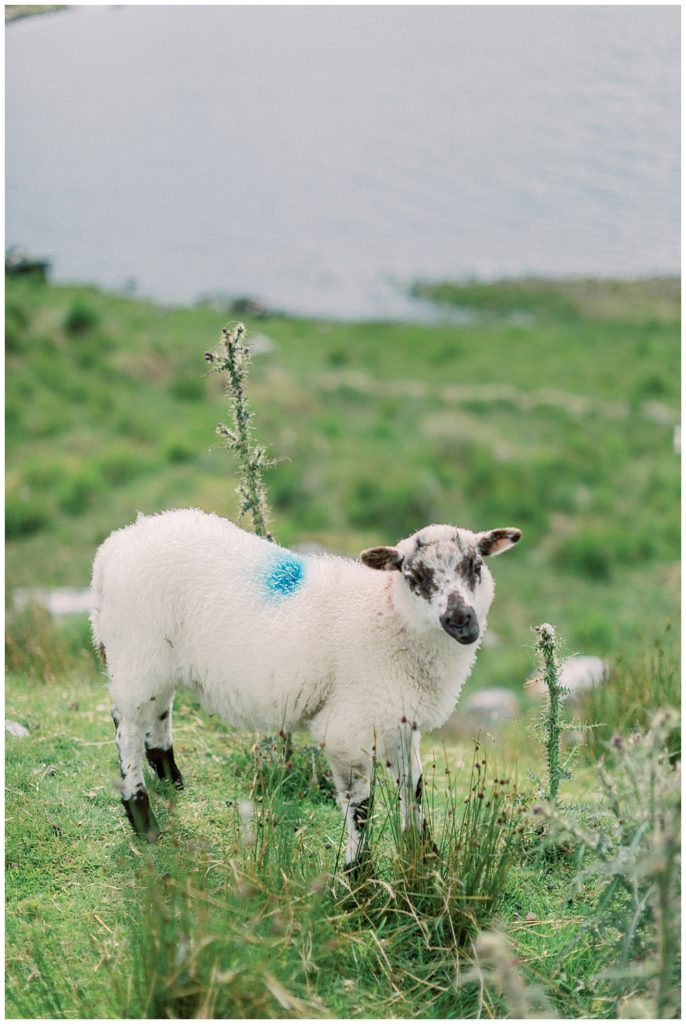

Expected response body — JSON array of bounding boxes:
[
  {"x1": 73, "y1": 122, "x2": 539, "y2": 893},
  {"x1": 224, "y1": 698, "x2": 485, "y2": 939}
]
[
  {"x1": 5, "y1": 604, "x2": 74, "y2": 681},
  {"x1": 581, "y1": 624, "x2": 680, "y2": 759},
  {"x1": 339, "y1": 746, "x2": 519, "y2": 954},
  {"x1": 249, "y1": 732, "x2": 336, "y2": 804},
  {"x1": 63, "y1": 300, "x2": 100, "y2": 336},
  {"x1": 205, "y1": 322, "x2": 275, "y2": 540},
  {"x1": 535, "y1": 710, "x2": 681, "y2": 1018},
  {"x1": 5, "y1": 489, "x2": 48, "y2": 539},
  {"x1": 5, "y1": 605, "x2": 97, "y2": 682}
]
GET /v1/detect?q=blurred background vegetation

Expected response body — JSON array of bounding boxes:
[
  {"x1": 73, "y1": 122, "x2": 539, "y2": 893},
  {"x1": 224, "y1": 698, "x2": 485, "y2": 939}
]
[{"x1": 6, "y1": 273, "x2": 680, "y2": 702}]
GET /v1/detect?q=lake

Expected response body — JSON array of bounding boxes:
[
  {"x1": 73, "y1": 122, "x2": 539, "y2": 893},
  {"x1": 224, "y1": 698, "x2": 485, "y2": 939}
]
[{"x1": 5, "y1": 5, "x2": 680, "y2": 320}]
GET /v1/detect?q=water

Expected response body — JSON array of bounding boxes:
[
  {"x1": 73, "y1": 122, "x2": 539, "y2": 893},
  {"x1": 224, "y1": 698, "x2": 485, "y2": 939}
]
[{"x1": 6, "y1": 5, "x2": 680, "y2": 320}]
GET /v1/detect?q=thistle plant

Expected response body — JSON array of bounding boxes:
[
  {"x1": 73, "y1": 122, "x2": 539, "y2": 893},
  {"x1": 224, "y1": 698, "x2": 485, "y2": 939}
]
[
  {"x1": 205, "y1": 322, "x2": 274, "y2": 541},
  {"x1": 533, "y1": 710, "x2": 681, "y2": 1018},
  {"x1": 534, "y1": 623, "x2": 569, "y2": 802}
]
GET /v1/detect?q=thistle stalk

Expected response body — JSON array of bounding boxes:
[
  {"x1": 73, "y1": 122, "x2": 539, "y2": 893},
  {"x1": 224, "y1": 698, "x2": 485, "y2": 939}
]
[
  {"x1": 534, "y1": 623, "x2": 567, "y2": 802},
  {"x1": 205, "y1": 323, "x2": 274, "y2": 541}
]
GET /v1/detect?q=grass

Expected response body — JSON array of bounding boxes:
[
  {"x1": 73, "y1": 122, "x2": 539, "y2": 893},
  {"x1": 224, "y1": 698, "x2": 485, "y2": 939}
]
[
  {"x1": 6, "y1": 647, "x2": 678, "y2": 1017},
  {"x1": 5, "y1": 273, "x2": 680, "y2": 1016},
  {"x1": 5, "y1": 274, "x2": 680, "y2": 696}
]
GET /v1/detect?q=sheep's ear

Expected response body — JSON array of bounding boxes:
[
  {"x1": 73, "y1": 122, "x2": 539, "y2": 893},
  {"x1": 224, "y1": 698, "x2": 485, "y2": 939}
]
[
  {"x1": 477, "y1": 528, "x2": 522, "y2": 557},
  {"x1": 360, "y1": 546, "x2": 404, "y2": 571}
]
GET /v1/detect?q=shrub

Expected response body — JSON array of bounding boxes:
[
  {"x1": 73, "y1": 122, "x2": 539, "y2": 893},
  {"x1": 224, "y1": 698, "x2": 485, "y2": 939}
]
[
  {"x1": 168, "y1": 375, "x2": 205, "y2": 402},
  {"x1": 57, "y1": 467, "x2": 105, "y2": 516},
  {"x1": 5, "y1": 299, "x2": 28, "y2": 353},
  {"x1": 96, "y1": 447, "x2": 151, "y2": 485},
  {"x1": 5, "y1": 491, "x2": 48, "y2": 539},
  {"x1": 551, "y1": 528, "x2": 614, "y2": 581},
  {"x1": 347, "y1": 474, "x2": 438, "y2": 537},
  {"x1": 63, "y1": 302, "x2": 100, "y2": 336},
  {"x1": 164, "y1": 438, "x2": 195, "y2": 464}
]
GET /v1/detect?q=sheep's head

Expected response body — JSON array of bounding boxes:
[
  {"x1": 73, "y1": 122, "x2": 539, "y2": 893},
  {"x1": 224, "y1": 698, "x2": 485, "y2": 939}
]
[{"x1": 360, "y1": 524, "x2": 521, "y2": 644}]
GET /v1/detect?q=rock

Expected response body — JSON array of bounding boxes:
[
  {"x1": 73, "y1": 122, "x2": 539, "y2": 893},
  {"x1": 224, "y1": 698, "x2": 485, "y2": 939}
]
[
  {"x1": 247, "y1": 333, "x2": 276, "y2": 356},
  {"x1": 462, "y1": 687, "x2": 520, "y2": 723},
  {"x1": 13, "y1": 587, "x2": 93, "y2": 616},
  {"x1": 526, "y1": 655, "x2": 611, "y2": 701},
  {"x1": 6, "y1": 719, "x2": 30, "y2": 738}
]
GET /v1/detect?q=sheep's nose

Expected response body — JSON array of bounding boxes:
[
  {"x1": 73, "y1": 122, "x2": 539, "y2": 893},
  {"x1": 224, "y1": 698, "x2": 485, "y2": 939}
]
[{"x1": 440, "y1": 605, "x2": 479, "y2": 645}]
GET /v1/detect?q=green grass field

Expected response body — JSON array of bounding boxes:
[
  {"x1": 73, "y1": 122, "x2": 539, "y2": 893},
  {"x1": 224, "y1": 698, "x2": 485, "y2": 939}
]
[{"x1": 5, "y1": 274, "x2": 680, "y2": 1017}]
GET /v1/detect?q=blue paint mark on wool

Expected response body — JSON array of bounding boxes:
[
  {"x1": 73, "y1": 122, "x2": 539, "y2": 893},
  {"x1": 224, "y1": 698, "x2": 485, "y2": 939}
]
[{"x1": 263, "y1": 553, "x2": 305, "y2": 600}]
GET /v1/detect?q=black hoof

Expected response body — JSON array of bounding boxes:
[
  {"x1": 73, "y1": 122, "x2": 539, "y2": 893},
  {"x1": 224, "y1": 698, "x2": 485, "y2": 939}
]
[
  {"x1": 122, "y1": 790, "x2": 161, "y2": 843},
  {"x1": 146, "y1": 746, "x2": 185, "y2": 790}
]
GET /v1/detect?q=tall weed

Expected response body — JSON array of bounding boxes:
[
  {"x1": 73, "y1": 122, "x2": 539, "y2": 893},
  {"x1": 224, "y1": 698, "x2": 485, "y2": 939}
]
[{"x1": 536, "y1": 710, "x2": 681, "y2": 1018}]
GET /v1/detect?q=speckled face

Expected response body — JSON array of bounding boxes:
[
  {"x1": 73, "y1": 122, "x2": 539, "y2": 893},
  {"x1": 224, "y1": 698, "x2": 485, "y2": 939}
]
[{"x1": 360, "y1": 524, "x2": 521, "y2": 644}]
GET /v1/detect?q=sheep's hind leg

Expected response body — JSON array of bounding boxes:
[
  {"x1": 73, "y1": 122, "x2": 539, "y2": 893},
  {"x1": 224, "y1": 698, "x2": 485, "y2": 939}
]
[
  {"x1": 144, "y1": 698, "x2": 184, "y2": 790},
  {"x1": 112, "y1": 707, "x2": 161, "y2": 843}
]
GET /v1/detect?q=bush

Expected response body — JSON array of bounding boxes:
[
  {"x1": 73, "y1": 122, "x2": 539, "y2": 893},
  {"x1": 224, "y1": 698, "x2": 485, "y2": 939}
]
[
  {"x1": 347, "y1": 474, "x2": 438, "y2": 537},
  {"x1": 5, "y1": 299, "x2": 28, "y2": 353},
  {"x1": 164, "y1": 438, "x2": 195, "y2": 464},
  {"x1": 551, "y1": 524, "x2": 661, "y2": 581},
  {"x1": 57, "y1": 467, "x2": 105, "y2": 516},
  {"x1": 168, "y1": 376, "x2": 205, "y2": 402},
  {"x1": 552, "y1": 529, "x2": 614, "y2": 580},
  {"x1": 96, "y1": 447, "x2": 151, "y2": 485},
  {"x1": 5, "y1": 491, "x2": 48, "y2": 539},
  {"x1": 63, "y1": 302, "x2": 100, "y2": 336}
]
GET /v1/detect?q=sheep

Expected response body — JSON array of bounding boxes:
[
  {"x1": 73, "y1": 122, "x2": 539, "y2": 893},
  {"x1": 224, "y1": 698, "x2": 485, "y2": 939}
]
[{"x1": 90, "y1": 509, "x2": 521, "y2": 863}]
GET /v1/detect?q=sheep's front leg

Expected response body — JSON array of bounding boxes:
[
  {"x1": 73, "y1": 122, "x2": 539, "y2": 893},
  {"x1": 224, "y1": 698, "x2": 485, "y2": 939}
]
[
  {"x1": 328, "y1": 756, "x2": 372, "y2": 869},
  {"x1": 387, "y1": 725, "x2": 424, "y2": 831},
  {"x1": 112, "y1": 708, "x2": 160, "y2": 843},
  {"x1": 144, "y1": 700, "x2": 184, "y2": 791},
  {"x1": 386, "y1": 726, "x2": 436, "y2": 852}
]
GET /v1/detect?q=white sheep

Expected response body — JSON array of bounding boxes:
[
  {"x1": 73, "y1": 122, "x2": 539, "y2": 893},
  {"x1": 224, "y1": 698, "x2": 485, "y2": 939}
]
[{"x1": 90, "y1": 509, "x2": 521, "y2": 863}]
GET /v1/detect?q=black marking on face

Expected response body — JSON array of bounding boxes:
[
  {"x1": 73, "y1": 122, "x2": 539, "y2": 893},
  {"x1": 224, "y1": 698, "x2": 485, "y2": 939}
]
[
  {"x1": 352, "y1": 798, "x2": 370, "y2": 833},
  {"x1": 145, "y1": 745, "x2": 184, "y2": 790},
  {"x1": 457, "y1": 551, "x2": 483, "y2": 590},
  {"x1": 404, "y1": 547, "x2": 439, "y2": 601}
]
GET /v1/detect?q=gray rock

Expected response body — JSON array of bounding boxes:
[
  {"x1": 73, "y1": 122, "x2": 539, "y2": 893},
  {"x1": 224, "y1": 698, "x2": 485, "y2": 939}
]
[
  {"x1": 462, "y1": 687, "x2": 520, "y2": 723},
  {"x1": 13, "y1": 587, "x2": 93, "y2": 616},
  {"x1": 5, "y1": 719, "x2": 30, "y2": 738},
  {"x1": 526, "y1": 655, "x2": 610, "y2": 700}
]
